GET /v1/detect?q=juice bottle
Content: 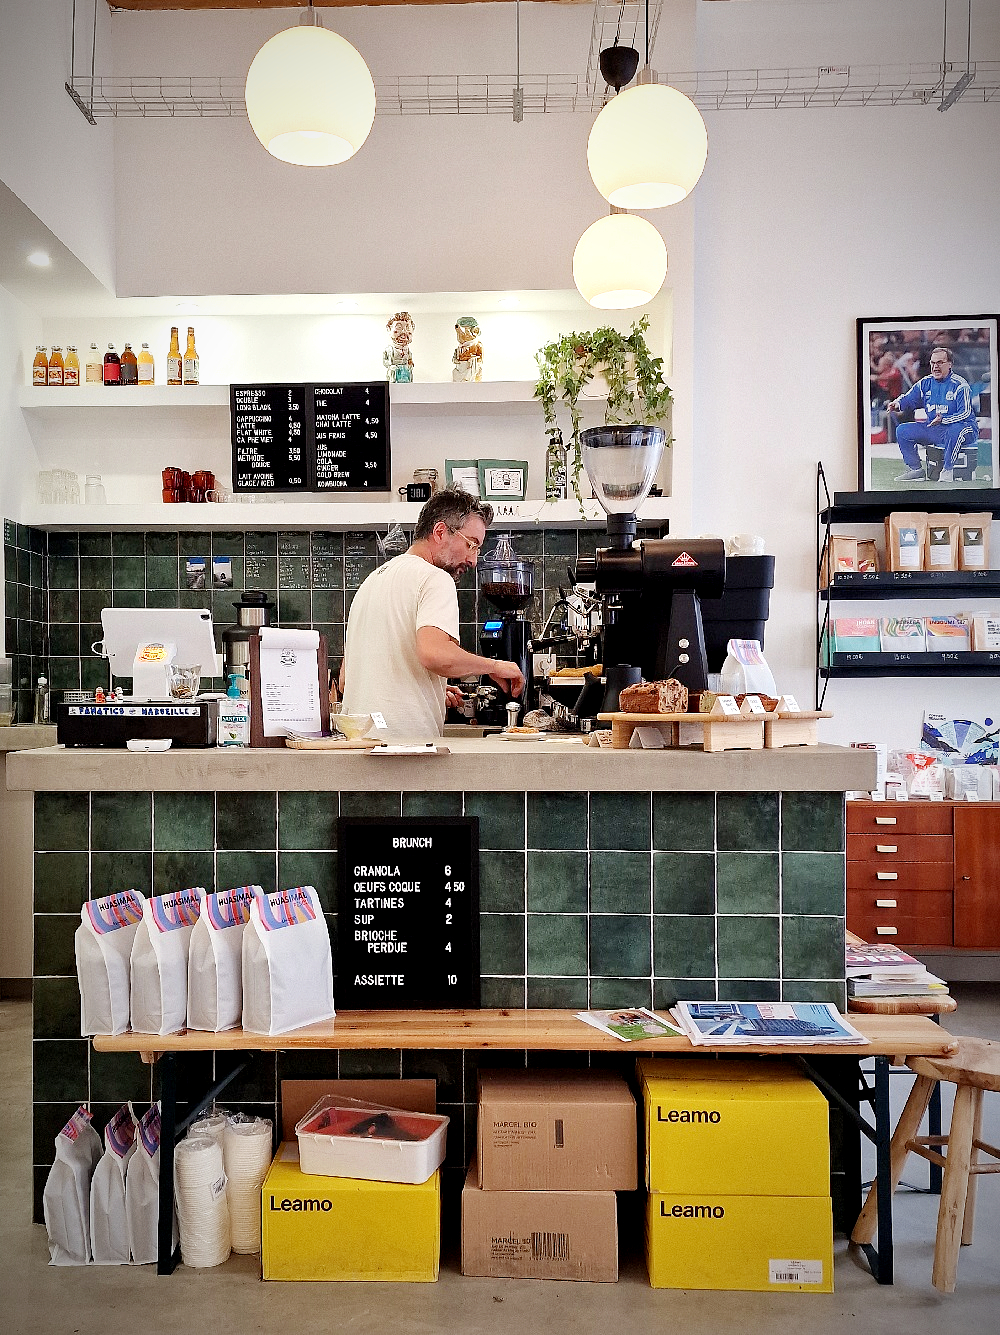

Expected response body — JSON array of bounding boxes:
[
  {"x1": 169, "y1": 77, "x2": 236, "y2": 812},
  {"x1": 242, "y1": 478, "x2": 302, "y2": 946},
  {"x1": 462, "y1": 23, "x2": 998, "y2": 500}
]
[
  {"x1": 167, "y1": 326, "x2": 182, "y2": 385},
  {"x1": 137, "y1": 342, "x2": 155, "y2": 386},
  {"x1": 64, "y1": 345, "x2": 80, "y2": 387},
  {"x1": 103, "y1": 344, "x2": 121, "y2": 386},
  {"x1": 120, "y1": 342, "x2": 138, "y2": 386},
  {"x1": 85, "y1": 344, "x2": 102, "y2": 383},
  {"x1": 32, "y1": 346, "x2": 48, "y2": 386},
  {"x1": 47, "y1": 346, "x2": 64, "y2": 386},
  {"x1": 183, "y1": 326, "x2": 199, "y2": 385}
]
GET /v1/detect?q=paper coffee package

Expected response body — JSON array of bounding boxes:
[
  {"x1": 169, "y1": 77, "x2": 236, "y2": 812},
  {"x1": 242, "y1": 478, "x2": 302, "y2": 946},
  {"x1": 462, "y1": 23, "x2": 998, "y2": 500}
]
[
  {"x1": 130, "y1": 888, "x2": 204, "y2": 1036},
  {"x1": 126, "y1": 1103, "x2": 177, "y2": 1266},
  {"x1": 242, "y1": 886, "x2": 334, "y2": 1036},
  {"x1": 958, "y1": 514, "x2": 992, "y2": 570},
  {"x1": 886, "y1": 512, "x2": 928, "y2": 572},
  {"x1": 819, "y1": 535, "x2": 857, "y2": 589},
  {"x1": 187, "y1": 885, "x2": 259, "y2": 1033},
  {"x1": 42, "y1": 1107, "x2": 104, "y2": 1266},
  {"x1": 75, "y1": 891, "x2": 147, "y2": 1036},
  {"x1": 925, "y1": 514, "x2": 961, "y2": 572},
  {"x1": 90, "y1": 1103, "x2": 139, "y2": 1265},
  {"x1": 970, "y1": 613, "x2": 1000, "y2": 652}
]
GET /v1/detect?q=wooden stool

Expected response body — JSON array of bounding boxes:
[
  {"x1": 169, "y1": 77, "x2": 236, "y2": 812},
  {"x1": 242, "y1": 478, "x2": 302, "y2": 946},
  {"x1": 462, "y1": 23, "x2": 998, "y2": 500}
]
[{"x1": 851, "y1": 1036, "x2": 1000, "y2": 1292}]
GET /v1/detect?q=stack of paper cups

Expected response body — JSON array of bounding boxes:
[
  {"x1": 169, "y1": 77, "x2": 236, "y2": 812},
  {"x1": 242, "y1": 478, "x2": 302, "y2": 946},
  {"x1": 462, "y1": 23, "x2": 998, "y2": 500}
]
[
  {"x1": 174, "y1": 1136, "x2": 230, "y2": 1268},
  {"x1": 223, "y1": 1118, "x2": 273, "y2": 1254},
  {"x1": 188, "y1": 1112, "x2": 228, "y2": 1145}
]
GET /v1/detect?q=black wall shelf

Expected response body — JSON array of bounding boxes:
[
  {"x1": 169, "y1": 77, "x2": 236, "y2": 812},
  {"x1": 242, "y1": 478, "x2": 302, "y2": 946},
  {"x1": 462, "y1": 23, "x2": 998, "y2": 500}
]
[
  {"x1": 827, "y1": 571, "x2": 1000, "y2": 600},
  {"x1": 823, "y1": 651, "x2": 1000, "y2": 678},
  {"x1": 821, "y1": 487, "x2": 1000, "y2": 524}
]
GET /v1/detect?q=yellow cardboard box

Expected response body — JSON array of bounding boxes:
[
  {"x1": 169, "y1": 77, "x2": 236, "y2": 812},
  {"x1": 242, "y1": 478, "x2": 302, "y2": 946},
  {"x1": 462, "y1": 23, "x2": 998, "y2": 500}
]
[
  {"x1": 261, "y1": 1143, "x2": 440, "y2": 1281},
  {"x1": 637, "y1": 1058, "x2": 829, "y2": 1197},
  {"x1": 646, "y1": 1191, "x2": 834, "y2": 1293}
]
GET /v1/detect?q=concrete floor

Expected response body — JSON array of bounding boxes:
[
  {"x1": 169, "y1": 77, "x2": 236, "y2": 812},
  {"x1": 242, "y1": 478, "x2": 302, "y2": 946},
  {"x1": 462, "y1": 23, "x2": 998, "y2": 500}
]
[{"x1": 3, "y1": 993, "x2": 999, "y2": 1335}]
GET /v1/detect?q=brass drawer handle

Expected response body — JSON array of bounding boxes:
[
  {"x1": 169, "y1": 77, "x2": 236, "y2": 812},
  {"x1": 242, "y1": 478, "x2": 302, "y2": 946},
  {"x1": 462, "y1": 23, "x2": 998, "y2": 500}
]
[
  {"x1": 875, "y1": 926, "x2": 898, "y2": 936},
  {"x1": 876, "y1": 872, "x2": 898, "y2": 881},
  {"x1": 874, "y1": 817, "x2": 897, "y2": 826},
  {"x1": 876, "y1": 899, "x2": 897, "y2": 908},
  {"x1": 875, "y1": 845, "x2": 898, "y2": 853}
]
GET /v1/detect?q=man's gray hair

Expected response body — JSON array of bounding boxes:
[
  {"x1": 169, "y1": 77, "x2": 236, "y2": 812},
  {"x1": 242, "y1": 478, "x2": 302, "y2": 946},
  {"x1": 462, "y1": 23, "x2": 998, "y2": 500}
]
[{"x1": 414, "y1": 487, "x2": 494, "y2": 540}]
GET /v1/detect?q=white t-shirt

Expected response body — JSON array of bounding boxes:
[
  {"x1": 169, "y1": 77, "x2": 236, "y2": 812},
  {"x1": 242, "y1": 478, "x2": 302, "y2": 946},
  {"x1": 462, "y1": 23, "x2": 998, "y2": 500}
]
[{"x1": 341, "y1": 552, "x2": 460, "y2": 739}]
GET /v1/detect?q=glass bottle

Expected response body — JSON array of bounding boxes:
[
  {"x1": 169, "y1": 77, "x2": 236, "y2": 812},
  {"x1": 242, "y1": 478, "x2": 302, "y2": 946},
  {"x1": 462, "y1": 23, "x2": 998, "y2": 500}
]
[
  {"x1": 137, "y1": 342, "x2": 155, "y2": 386},
  {"x1": 120, "y1": 342, "x2": 138, "y2": 386},
  {"x1": 64, "y1": 345, "x2": 80, "y2": 387},
  {"x1": 183, "y1": 326, "x2": 199, "y2": 385},
  {"x1": 85, "y1": 474, "x2": 107, "y2": 504},
  {"x1": 32, "y1": 346, "x2": 48, "y2": 386},
  {"x1": 167, "y1": 326, "x2": 182, "y2": 385},
  {"x1": 34, "y1": 675, "x2": 50, "y2": 725},
  {"x1": 47, "y1": 346, "x2": 64, "y2": 386},
  {"x1": 85, "y1": 343, "x2": 103, "y2": 383},
  {"x1": 103, "y1": 344, "x2": 120, "y2": 386}
]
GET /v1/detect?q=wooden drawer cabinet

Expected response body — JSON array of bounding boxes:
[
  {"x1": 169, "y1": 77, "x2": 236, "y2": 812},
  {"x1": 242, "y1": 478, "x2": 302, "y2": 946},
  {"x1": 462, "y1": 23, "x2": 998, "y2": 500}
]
[
  {"x1": 846, "y1": 861, "x2": 954, "y2": 892},
  {"x1": 847, "y1": 804, "x2": 953, "y2": 836},
  {"x1": 954, "y1": 806, "x2": 1000, "y2": 948},
  {"x1": 847, "y1": 892, "x2": 954, "y2": 948},
  {"x1": 847, "y1": 833, "x2": 954, "y2": 863}
]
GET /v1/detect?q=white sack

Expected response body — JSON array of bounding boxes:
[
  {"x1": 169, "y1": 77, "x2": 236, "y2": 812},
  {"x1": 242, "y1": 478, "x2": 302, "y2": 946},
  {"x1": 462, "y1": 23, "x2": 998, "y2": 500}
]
[
  {"x1": 91, "y1": 1103, "x2": 139, "y2": 1264},
  {"x1": 187, "y1": 885, "x2": 258, "y2": 1032},
  {"x1": 42, "y1": 1106, "x2": 103, "y2": 1265},
  {"x1": 126, "y1": 1102, "x2": 177, "y2": 1266},
  {"x1": 75, "y1": 891, "x2": 146, "y2": 1036},
  {"x1": 242, "y1": 886, "x2": 334, "y2": 1036},
  {"x1": 129, "y1": 888, "x2": 204, "y2": 1035}
]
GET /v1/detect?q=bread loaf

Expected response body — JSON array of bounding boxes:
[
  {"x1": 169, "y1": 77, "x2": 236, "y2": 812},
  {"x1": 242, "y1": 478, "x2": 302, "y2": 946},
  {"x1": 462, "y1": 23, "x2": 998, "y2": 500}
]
[
  {"x1": 735, "y1": 692, "x2": 779, "y2": 713},
  {"x1": 618, "y1": 678, "x2": 688, "y2": 715}
]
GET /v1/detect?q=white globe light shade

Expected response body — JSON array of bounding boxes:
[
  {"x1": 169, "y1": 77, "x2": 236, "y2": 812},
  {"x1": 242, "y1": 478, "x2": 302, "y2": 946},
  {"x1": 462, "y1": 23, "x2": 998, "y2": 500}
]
[
  {"x1": 245, "y1": 25, "x2": 376, "y2": 166},
  {"x1": 587, "y1": 83, "x2": 708, "y2": 209},
  {"x1": 573, "y1": 213, "x2": 667, "y2": 310}
]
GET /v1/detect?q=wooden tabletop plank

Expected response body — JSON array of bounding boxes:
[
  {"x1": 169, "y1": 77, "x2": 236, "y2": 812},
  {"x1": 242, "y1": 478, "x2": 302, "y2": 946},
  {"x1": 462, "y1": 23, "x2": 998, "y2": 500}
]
[{"x1": 92, "y1": 1008, "x2": 956, "y2": 1059}]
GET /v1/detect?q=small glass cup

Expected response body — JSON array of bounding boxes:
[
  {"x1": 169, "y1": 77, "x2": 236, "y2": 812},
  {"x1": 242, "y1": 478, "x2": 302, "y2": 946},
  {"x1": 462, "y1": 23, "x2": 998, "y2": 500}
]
[{"x1": 166, "y1": 664, "x2": 201, "y2": 700}]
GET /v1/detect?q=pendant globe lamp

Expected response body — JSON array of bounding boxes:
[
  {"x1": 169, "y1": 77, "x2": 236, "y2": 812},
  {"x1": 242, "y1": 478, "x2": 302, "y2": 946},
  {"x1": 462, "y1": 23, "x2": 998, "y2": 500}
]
[
  {"x1": 245, "y1": 3, "x2": 376, "y2": 167},
  {"x1": 573, "y1": 211, "x2": 667, "y2": 310}
]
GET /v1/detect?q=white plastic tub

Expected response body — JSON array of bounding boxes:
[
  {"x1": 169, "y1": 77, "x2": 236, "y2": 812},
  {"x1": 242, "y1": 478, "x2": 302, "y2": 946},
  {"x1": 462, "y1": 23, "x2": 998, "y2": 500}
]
[{"x1": 294, "y1": 1096, "x2": 449, "y2": 1184}]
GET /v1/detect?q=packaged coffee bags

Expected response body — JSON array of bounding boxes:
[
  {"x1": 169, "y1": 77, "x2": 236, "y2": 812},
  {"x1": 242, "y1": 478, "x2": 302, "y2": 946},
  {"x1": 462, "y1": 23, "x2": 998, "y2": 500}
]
[
  {"x1": 43, "y1": 1106, "x2": 103, "y2": 1265},
  {"x1": 886, "y1": 512, "x2": 928, "y2": 572},
  {"x1": 242, "y1": 886, "x2": 334, "y2": 1036},
  {"x1": 91, "y1": 1103, "x2": 139, "y2": 1265},
  {"x1": 819, "y1": 535, "x2": 857, "y2": 588},
  {"x1": 130, "y1": 888, "x2": 204, "y2": 1036},
  {"x1": 187, "y1": 885, "x2": 259, "y2": 1033},
  {"x1": 959, "y1": 513, "x2": 992, "y2": 570},
  {"x1": 925, "y1": 514, "x2": 960, "y2": 571},
  {"x1": 856, "y1": 539, "x2": 879, "y2": 574},
  {"x1": 126, "y1": 1103, "x2": 177, "y2": 1266},
  {"x1": 75, "y1": 891, "x2": 146, "y2": 1036}
]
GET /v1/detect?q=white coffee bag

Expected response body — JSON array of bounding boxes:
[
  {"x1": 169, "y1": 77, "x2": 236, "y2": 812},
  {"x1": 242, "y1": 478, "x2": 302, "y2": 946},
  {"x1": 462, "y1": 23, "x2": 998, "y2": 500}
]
[
  {"x1": 126, "y1": 1103, "x2": 177, "y2": 1266},
  {"x1": 91, "y1": 1103, "x2": 139, "y2": 1264},
  {"x1": 242, "y1": 886, "x2": 334, "y2": 1036},
  {"x1": 187, "y1": 885, "x2": 259, "y2": 1033},
  {"x1": 42, "y1": 1106, "x2": 103, "y2": 1265},
  {"x1": 129, "y1": 888, "x2": 204, "y2": 1035},
  {"x1": 75, "y1": 891, "x2": 146, "y2": 1036}
]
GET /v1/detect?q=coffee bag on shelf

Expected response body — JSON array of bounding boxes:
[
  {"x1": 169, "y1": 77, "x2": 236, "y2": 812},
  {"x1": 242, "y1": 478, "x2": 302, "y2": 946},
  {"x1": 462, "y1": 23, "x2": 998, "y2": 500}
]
[
  {"x1": 42, "y1": 1107, "x2": 103, "y2": 1265},
  {"x1": 886, "y1": 512, "x2": 928, "y2": 572},
  {"x1": 242, "y1": 886, "x2": 334, "y2": 1036},
  {"x1": 187, "y1": 885, "x2": 259, "y2": 1033},
  {"x1": 958, "y1": 514, "x2": 992, "y2": 570},
  {"x1": 75, "y1": 891, "x2": 146, "y2": 1036},
  {"x1": 925, "y1": 514, "x2": 960, "y2": 572},
  {"x1": 130, "y1": 888, "x2": 204, "y2": 1036}
]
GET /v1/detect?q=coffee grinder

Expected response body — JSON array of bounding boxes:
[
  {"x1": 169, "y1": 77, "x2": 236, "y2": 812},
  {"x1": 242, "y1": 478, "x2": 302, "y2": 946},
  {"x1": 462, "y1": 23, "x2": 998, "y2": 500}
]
[
  {"x1": 477, "y1": 536, "x2": 534, "y2": 724},
  {"x1": 573, "y1": 426, "x2": 726, "y2": 694}
]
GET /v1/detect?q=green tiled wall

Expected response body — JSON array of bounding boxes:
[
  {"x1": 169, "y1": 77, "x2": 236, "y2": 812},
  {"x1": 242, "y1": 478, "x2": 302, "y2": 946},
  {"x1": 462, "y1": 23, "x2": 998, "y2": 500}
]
[
  {"x1": 3, "y1": 520, "x2": 48, "y2": 722},
  {"x1": 31, "y1": 787, "x2": 845, "y2": 1220}
]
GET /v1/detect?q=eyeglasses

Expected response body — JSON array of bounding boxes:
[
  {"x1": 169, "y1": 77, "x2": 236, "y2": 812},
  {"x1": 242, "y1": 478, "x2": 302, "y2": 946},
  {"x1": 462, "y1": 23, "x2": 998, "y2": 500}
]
[{"x1": 447, "y1": 526, "x2": 482, "y2": 556}]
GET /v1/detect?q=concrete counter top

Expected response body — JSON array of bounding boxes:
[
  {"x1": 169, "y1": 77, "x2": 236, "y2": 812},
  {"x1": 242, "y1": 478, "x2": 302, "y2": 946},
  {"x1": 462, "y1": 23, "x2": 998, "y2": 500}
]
[
  {"x1": 6, "y1": 738, "x2": 876, "y2": 793},
  {"x1": 0, "y1": 725, "x2": 58, "y2": 753}
]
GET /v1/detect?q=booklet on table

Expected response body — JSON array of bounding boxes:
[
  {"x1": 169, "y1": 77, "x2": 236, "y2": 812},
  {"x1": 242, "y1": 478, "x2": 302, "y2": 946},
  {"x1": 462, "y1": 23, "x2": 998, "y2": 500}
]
[
  {"x1": 575, "y1": 1007, "x2": 684, "y2": 1042},
  {"x1": 671, "y1": 1001, "x2": 866, "y2": 1046}
]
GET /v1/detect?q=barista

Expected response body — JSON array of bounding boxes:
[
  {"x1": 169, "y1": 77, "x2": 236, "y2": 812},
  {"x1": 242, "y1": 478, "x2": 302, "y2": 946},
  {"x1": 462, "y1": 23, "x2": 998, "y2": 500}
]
[{"x1": 340, "y1": 488, "x2": 525, "y2": 738}]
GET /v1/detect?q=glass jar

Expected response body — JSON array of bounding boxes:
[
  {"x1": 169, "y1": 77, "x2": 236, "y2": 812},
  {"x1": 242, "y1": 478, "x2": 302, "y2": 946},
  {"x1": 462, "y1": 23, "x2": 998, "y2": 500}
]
[{"x1": 84, "y1": 475, "x2": 107, "y2": 504}]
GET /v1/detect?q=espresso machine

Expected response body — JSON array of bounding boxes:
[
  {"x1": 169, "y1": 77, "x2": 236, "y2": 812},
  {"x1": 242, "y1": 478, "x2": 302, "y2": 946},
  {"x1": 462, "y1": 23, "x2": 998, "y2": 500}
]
[{"x1": 476, "y1": 536, "x2": 534, "y2": 725}]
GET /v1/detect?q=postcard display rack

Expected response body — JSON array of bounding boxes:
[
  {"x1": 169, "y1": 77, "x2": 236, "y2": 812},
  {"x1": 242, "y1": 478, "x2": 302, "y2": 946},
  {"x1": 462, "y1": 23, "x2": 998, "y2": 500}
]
[{"x1": 815, "y1": 462, "x2": 1000, "y2": 708}]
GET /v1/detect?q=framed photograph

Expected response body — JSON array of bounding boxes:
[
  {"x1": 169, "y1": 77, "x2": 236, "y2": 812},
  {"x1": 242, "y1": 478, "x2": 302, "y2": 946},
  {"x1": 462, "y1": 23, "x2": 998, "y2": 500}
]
[
  {"x1": 478, "y1": 459, "x2": 529, "y2": 501},
  {"x1": 857, "y1": 315, "x2": 997, "y2": 495}
]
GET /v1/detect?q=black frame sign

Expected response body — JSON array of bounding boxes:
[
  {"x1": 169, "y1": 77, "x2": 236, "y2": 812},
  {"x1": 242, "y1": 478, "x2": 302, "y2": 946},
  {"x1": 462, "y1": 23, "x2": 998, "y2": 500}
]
[
  {"x1": 230, "y1": 382, "x2": 390, "y2": 493},
  {"x1": 337, "y1": 817, "x2": 480, "y2": 1009}
]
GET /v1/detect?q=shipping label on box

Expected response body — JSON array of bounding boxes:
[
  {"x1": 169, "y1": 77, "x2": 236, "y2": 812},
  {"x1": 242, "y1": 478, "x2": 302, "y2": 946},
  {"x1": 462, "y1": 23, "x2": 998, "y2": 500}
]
[{"x1": 637, "y1": 1058, "x2": 829, "y2": 1197}]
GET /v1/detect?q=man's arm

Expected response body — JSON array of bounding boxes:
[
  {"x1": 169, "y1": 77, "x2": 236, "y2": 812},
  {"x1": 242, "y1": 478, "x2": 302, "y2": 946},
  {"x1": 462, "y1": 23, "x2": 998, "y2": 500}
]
[
  {"x1": 416, "y1": 625, "x2": 525, "y2": 696},
  {"x1": 889, "y1": 380, "x2": 923, "y2": 414},
  {"x1": 940, "y1": 379, "x2": 975, "y2": 425}
]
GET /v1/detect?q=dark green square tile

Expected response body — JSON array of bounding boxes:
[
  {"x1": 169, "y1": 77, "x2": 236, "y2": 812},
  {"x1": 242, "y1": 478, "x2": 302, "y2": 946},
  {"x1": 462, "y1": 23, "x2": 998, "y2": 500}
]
[
  {"x1": 345, "y1": 558, "x2": 376, "y2": 590},
  {"x1": 279, "y1": 850, "x2": 336, "y2": 912},
  {"x1": 90, "y1": 851, "x2": 152, "y2": 898},
  {"x1": 653, "y1": 852, "x2": 715, "y2": 915},
  {"x1": 47, "y1": 532, "x2": 78, "y2": 557},
  {"x1": 527, "y1": 851, "x2": 587, "y2": 912},
  {"x1": 400, "y1": 1049, "x2": 463, "y2": 1102},
  {"x1": 480, "y1": 851, "x2": 525, "y2": 912},
  {"x1": 145, "y1": 555, "x2": 179, "y2": 590},
  {"x1": 717, "y1": 916, "x2": 780, "y2": 980},
  {"x1": 340, "y1": 792, "x2": 401, "y2": 819},
  {"x1": 277, "y1": 590, "x2": 310, "y2": 621},
  {"x1": 480, "y1": 914, "x2": 525, "y2": 975},
  {"x1": 216, "y1": 851, "x2": 276, "y2": 896},
  {"x1": 717, "y1": 852, "x2": 779, "y2": 914},
  {"x1": 527, "y1": 914, "x2": 587, "y2": 976},
  {"x1": 590, "y1": 850, "x2": 650, "y2": 913},
  {"x1": 654, "y1": 977, "x2": 716, "y2": 1008},
  {"x1": 279, "y1": 531, "x2": 313, "y2": 557},
  {"x1": 588, "y1": 978, "x2": 653, "y2": 1010},
  {"x1": 781, "y1": 792, "x2": 845, "y2": 852},
  {"x1": 245, "y1": 533, "x2": 278, "y2": 561},
  {"x1": 34, "y1": 852, "x2": 88, "y2": 913},
  {"x1": 217, "y1": 791, "x2": 276, "y2": 848},
  {"x1": 153, "y1": 851, "x2": 214, "y2": 896},
  {"x1": 90, "y1": 1049, "x2": 152, "y2": 1103},
  {"x1": 79, "y1": 532, "x2": 112, "y2": 557},
  {"x1": 333, "y1": 1050, "x2": 397, "y2": 1080},
  {"x1": 153, "y1": 792, "x2": 214, "y2": 850},
  {"x1": 91, "y1": 791, "x2": 151, "y2": 850},
  {"x1": 179, "y1": 588, "x2": 212, "y2": 611},
  {"x1": 32, "y1": 1040, "x2": 88, "y2": 1102},
  {"x1": 279, "y1": 792, "x2": 338, "y2": 850},
  {"x1": 112, "y1": 532, "x2": 145, "y2": 557},
  {"x1": 48, "y1": 658, "x2": 81, "y2": 691},
  {"x1": 783, "y1": 979, "x2": 846, "y2": 1008},
  {"x1": 145, "y1": 532, "x2": 179, "y2": 557},
  {"x1": 243, "y1": 556, "x2": 276, "y2": 591},
  {"x1": 464, "y1": 792, "x2": 524, "y2": 849},
  {"x1": 35, "y1": 794, "x2": 89, "y2": 851},
  {"x1": 590, "y1": 915, "x2": 651, "y2": 977},
  {"x1": 401, "y1": 792, "x2": 463, "y2": 818},
  {"x1": 782, "y1": 853, "x2": 845, "y2": 915},
  {"x1": 80, "y1": 658, "x2": 110, "y2": 691},
  {"x1": 479, "y1": 977, "x2": 526, "y2": 1007},
  {"x1": 111, "y1": 589, "x2": 144, "y2": 608},
  {"x1": 526, "y1": 978, "x2": 592, "y2": 1009},
  {"x1": 542, "y1": 529, "x2": 577, "y2": 556},
  {"x1": 782, "y1": 916, "x2": 845, "y2": 980},
  {"x1": 34, "y1": 1103, "x2": 85, "y2": 1172},
  {"x1": 717, "y1": 792, "x2": 779, "y2": 850},
  {"x1": 589, "y1": 792, "x2": 650, "y2": 850},
  {"x1": 653, "y1": 793, "x2": 715, "y2": 850},
  {"x1": 179, "y1": 530, "x2": 212, "y2": 557},
  {"x1": 33, "y1": 915, "x2": 78, "y2": 976},
  {"x1": 112, "y1": 556, "x2": 145, "y2": 589},
  {"x1": 48, "y1": 589, "x2": 79, "y2": 623},
  {"x1": 145, "y1": 588, "x2": 179, "y2": 609},
  {"x1": 653, "y1": 916, "x2": 715, "y2": 978},
  {"x1": 311, "y1": 589, "x2": 344, "y2": 622},
  {"x1": 47, "y1": 555, "x2": 78, "y2": 590},
  {"x1": 718, "y1": 979, "x2": 781, "y2": 1002},
  {"x1": 48, "y1": 623, "x2": 79, "y2": 657},
  {"x1": 527, "y1": 793, "x2": 587, "y2": 850},
  {"x1": 213, "y1": 531, "x2": 245, "y2": 558}
]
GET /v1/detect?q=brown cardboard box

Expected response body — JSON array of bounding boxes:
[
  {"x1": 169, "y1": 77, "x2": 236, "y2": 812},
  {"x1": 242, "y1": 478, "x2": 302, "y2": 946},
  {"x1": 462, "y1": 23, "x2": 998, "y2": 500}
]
[
  {"x1": 280, "y1": 1079, "x2": 437, "y2": 1139},
  {"x1": 477, "y1": 1068, "x2": 637, "y2": 1191},
  {"x1": 462, "y1": 1162, "x2": 618, "y2": 1281}
]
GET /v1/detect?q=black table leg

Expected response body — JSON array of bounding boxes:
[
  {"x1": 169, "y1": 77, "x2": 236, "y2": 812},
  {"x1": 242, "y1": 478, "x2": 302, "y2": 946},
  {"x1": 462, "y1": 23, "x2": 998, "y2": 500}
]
[
  {"x1": 157, "y1": 1053, "x2": 179, "y2": 1276},
  {"x1": 872, "y1": 1055, "x2": 893, "y2": 1285}
]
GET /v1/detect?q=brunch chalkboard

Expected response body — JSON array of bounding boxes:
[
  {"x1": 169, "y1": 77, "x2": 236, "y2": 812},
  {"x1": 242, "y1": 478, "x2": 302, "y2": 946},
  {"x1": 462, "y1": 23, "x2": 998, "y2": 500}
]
[
  {"x1": 230, "y1": 382, "x2": 391, "y2": 493},
  {"x1": 337, "y1": 818, "x2": 480, "y2": 1009}
]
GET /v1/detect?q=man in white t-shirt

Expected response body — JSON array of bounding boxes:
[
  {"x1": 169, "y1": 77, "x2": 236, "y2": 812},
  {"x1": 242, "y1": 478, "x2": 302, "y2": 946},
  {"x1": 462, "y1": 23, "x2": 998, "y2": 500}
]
[{"x1": 340, "y1": 488, "x2": 525, "y2": 739}]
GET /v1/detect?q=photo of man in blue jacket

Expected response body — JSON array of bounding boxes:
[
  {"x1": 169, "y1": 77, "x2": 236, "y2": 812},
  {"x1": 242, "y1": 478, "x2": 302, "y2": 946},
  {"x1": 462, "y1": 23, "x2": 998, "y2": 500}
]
[{"x1": 889, "y1": 346, "x2": 979, "y2": 483}]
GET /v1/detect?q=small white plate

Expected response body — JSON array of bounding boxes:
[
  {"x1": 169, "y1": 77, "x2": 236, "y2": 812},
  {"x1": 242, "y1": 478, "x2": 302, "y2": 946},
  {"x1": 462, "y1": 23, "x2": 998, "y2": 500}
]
[
  {"x1": 500, "y1": 730, "x2": 546, "y2": 741},
  {"x1": 126, "y1": 738, "x2": 172, "y2": 752}
]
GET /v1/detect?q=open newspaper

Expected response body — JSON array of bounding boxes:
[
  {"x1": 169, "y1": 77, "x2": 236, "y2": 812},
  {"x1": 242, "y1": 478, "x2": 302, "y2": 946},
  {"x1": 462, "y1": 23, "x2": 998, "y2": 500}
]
[{"x1": 671, "y1": 1001, "x2": 866, "y2": 1046}]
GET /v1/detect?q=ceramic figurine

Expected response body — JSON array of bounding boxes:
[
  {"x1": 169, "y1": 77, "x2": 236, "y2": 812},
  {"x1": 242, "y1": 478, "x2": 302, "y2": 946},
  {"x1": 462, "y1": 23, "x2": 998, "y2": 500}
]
[
  {"x1": 384, "y1": 311, "x2": 415, "y2": 383},
  {"x1": 452, "y1": 315, "x2": 483, "y2": 382}
]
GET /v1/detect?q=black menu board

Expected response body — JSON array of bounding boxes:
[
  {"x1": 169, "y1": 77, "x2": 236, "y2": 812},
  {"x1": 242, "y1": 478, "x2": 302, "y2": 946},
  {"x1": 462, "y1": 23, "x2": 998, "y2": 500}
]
[
  {"x1": 230, "y1": 384, "x2": 309, "y2": 492},
  {"x1": 337, "y1": 818, "x2": 480, "y2": 1009},
  {"x1": 313, "y1": 382, "x2": 390, "y2": 491}
]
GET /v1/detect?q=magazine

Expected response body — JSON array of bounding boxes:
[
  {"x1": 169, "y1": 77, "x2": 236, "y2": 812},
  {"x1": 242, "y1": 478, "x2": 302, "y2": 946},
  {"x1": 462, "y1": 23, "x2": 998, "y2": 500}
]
[
  {"x1": 575, "y1": 1007, "x2": 684, "y2": 1043},
  {"x1": 845, "y1": 944, "x2": 925, "y2": 978},
  {"x1": 671, "y1": 1001, "x2": 867, "y2": 1046}
]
